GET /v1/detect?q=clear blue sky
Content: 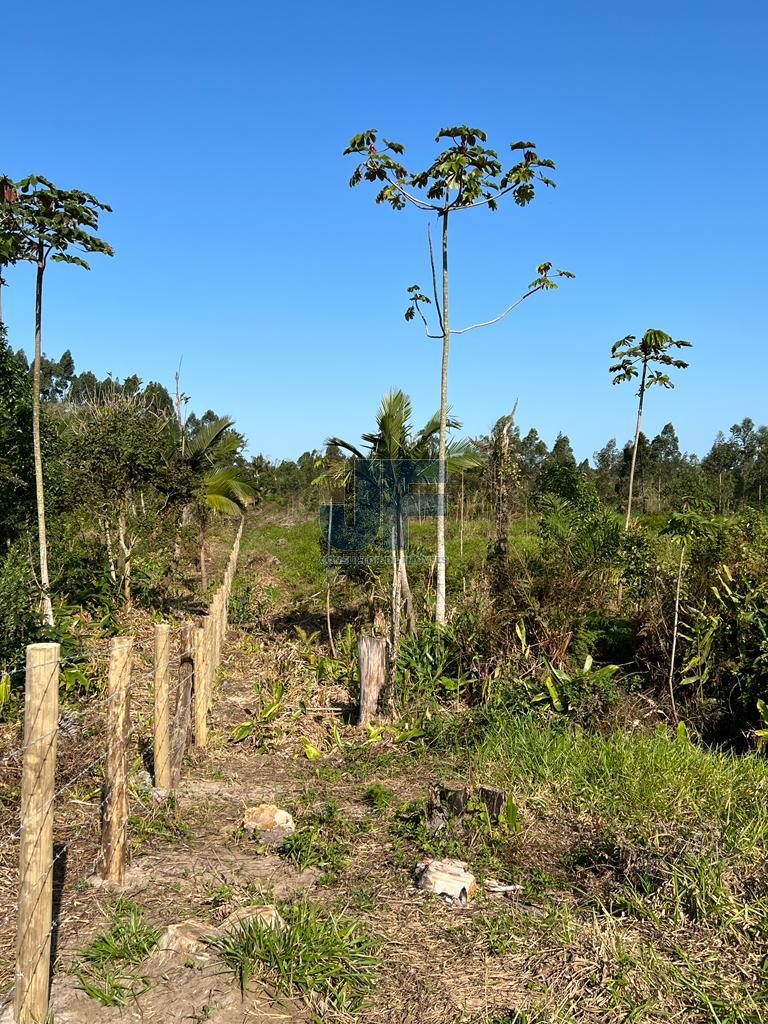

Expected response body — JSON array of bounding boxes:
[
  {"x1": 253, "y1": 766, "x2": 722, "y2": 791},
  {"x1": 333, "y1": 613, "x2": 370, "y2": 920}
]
[{"x1": 3, "y1": 0, "x2": 766, "y2": 462}]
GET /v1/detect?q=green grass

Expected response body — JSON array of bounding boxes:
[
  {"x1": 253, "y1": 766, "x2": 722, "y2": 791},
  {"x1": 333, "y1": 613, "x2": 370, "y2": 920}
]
[
  {"x1": 240, "y1": 510, "x2": 535, "y2": 612},
  {"x1": 212, "y1": 896, "x2": 378, "y2": 1017},
  {"x1": 427, "y1": 710, "x2": 768, "y2": 937},
  {"x1": 74, "y1": 898, "x2": 160, "y2": 1007},
  {"x1": 362, "y1": 781, "x2": 396, "y2": 809},
  {"x1": 279, "y1": 799, "x2": 358, "y2": 882},
  {"x1": 128, "y1": 799, "x2": 191, "y2": 849},
  {"x1": 241, "y1": 518, "x2": 327, "y2": 604},
  {"x1": 467, "y1": 716, "x2": 768, "y2": 849}
]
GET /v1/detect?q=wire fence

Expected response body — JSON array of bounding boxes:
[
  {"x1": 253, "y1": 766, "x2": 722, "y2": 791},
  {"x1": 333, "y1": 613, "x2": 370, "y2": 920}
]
[{"x1": 0, "y1": 521, "x2": 243, "y2": 1024}]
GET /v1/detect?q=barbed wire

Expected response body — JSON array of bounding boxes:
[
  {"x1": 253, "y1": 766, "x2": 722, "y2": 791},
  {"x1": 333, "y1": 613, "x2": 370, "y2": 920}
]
[
  {"x1": 0, "y1": 661, "x2": 193, "y2": 859},
  {"x1": 0, "y1": 652, "x2": 187, "y2": 770},
  {"x1": 0, "y1": 541, "x2": 240, "y2": 1008}
]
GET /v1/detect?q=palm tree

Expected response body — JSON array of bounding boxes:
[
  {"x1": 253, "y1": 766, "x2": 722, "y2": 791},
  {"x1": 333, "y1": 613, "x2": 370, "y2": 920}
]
[
  {"x1": 165, "y1": 415, "x2": 255, "y2": 592},
  {"x1": 325, "y1": 389, "x2": 481, "y2": 661}
]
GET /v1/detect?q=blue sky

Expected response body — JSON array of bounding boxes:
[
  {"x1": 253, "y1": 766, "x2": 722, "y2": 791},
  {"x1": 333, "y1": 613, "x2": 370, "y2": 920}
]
[{"x1": 3, "y1": 1, "x2": 766, "y2": 462}]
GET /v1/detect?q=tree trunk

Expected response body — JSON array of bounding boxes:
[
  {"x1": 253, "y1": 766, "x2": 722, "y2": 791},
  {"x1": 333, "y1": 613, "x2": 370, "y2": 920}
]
[
  {"x1": 459, "y1": 471, "x2": 464, "y2": 558},
  {"x1": 162, "y1": 502, "x2": 193, "y2": 593},
  {"x1": 396, "y1": 509, "x2": 416, "y2": 635},
  {"x1": 625, "y1": 359, "x2": 648, "y2": 530},
  {"x1": 103, "y1": 519, "x2": 117, "y2": 583},
  {"x1": 390, "y1": 524, "x2": 402, "y2": 668},
  {"x1": 325, "y1": 579, "x2": 337, "y2": 660},
  {"x1": 358, "y1": 635, "x2": 389, "y2": 726},
  {"x1": 494, "y1": 419, "x2": 511, "y2": 559},
  {"x1": 436, "y1": 209, "x2": 450, "y2": 625},
  {"x1": 200, "y1": 539, "x2": 208, "y2": 593},
  {"x1": 667, "y1": 540, "x2": 685, "y2": 723},
  {"x1": 32, "y1": 256, "x2": 54, "y2": 627},
  {"x1": 117, "y1": 513, "x2": 133, "y2": 608},
  {"x1": 399, "y1": 555, "x2": 417, "y2": 635}
]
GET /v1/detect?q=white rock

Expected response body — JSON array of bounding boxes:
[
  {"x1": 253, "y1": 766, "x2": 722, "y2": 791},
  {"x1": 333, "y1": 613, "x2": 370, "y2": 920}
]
[
  {"x1": 415, "y1": 858, "x2": 477, "y2": 904},
  {"x1": 159, "y1": 918, "x2": 216, "y2": 955},
  {"x1": 242, "y1": 803, "x2": 295, "y2": 843},
  {"x1": 218, "y1": 904, "x2": 284, "y2": 933}
]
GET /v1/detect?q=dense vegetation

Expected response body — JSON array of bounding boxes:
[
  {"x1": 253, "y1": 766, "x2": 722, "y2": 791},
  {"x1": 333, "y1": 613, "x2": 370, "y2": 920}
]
[{"x1": 0, "y1": 328, "x2": 254, "y2": 672}]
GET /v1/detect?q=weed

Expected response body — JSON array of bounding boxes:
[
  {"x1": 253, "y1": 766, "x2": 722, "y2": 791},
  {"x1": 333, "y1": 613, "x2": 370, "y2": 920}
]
[
  {"x1": 212, "y1": 896, "x2": 378, "y2": 1017},
  {"x1": 279, "y1": 800, "x2": 356, "y2": 883},
  {"x1": 128, "y1": 799, "x2": 190, "y2": 849},
  {"x1": 363, "y1": 781, "x2": 396, "y2": 809},
  {"x1": 231, "y1": 679, "x2": 285, "y2": 744},
  {"x1": 475, "y1": 908, "x2": 523, "y2": 956},
  {"x1": 74, "y1": 898, "x2": 160, "y2": 1007},
  {"x1": 389, "y1": 793, "x2": 515, "y2": 878}
]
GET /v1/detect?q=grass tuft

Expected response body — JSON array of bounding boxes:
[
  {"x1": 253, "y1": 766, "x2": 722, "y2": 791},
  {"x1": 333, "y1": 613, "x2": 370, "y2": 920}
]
[
  {"x1": 212, "y1": 896, "x2": 378, "y2": 1016},
  {"x1": 74, "y1": 898, "x2": 160, "y2": 1006}
]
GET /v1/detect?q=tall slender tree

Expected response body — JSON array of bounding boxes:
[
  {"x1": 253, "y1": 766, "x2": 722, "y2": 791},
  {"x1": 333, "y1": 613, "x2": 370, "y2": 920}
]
[
  {"x1": 344, "y1": 127, "x2": 572, "y2": 624},
  {"x1": 325, "y1": 389, "x2": 481, "y2": 659},
  {"x1": 610, "y1": 329, "x2": 691, "y2": 530},
  {"x1": 0, "y1": 176, "x2": 113, "y2": 625}
]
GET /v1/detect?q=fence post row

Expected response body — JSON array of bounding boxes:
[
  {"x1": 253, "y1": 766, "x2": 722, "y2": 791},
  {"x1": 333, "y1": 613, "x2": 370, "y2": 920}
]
[
  {"x1": 171, "y1": 622, "x2": 195, "y2": 785},
  {"x1": 101, "y1": 636, "x2": 132, "y2": 884},
  {"x1": 15, "y1": 643, "x2": 59, "y2": 1024},
  {"x1": 153, "y1": 624, "x2": 171, "y2": 791},
  {"x1": 191, "y1": 524, "x2": 241, "y2": 750},
  {"x1": 10, "y1": 526, "x2": 243, "y2": 1022}
]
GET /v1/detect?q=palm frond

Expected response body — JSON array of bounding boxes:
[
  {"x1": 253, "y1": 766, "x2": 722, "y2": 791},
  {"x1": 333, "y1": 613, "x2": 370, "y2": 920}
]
[
  {"x1": 205, "y1": 493, "x2": 246, "y2": 516},
  {"x1": 326, "y1": 436, "x2": 367, "y2": 461},
  {"x1": 203, "y1": 466, "x2": 255, "y2": 514},
  {"x1": 187, "y1": 416, "x2": 235, "y2": 466},
  {"x1": 445, "y1": 439, "x2": 485, "y2": 472},
  {"x1": 417, "y1": 410, "x2": 461, "y2": 444}
]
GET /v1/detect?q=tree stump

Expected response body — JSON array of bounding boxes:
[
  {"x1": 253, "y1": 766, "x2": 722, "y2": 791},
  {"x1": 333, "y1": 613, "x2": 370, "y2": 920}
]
[
  {"x1": 430, "y1": 782, "x2": 471, "y2": 817},
  {"x1": 478, "y1": 785, "x2": 508, "y2": 820},
  {"x1": 358, "y1": 635, "x2": 388, "y2": 726}
]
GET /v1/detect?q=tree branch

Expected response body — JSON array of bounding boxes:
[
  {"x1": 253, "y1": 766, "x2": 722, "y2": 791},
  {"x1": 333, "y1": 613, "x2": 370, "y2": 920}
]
[
  {"x1": 427, "y1": 222, "x2": 444, "y2": 335},
  {"x1": 450, "y1": 284, "x2": 546, "y2": 335},
  {"x1": 457, "y1": 184, "x2": 516, "y2": 211},
  {"x1": 383, "y1": 174, "x2": 437, "y2": 211},
  {"x1": 413, "y1": 296, "x2": 442, "y2": 339}
]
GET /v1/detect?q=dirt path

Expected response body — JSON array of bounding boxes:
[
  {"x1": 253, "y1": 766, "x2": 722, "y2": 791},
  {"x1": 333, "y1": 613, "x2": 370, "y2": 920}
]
[{"x1": 0, "y1": 607, "x2": 534, "y2": 1024}]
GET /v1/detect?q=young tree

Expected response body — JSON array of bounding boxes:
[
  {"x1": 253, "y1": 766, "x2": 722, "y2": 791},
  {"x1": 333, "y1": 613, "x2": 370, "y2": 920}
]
[
  {"x1": 0, "y1": 176, "x2": 113, "y2": 625},
  {"x1": 344, "y1": 127, "x2": 572, "y2": 624},
  {"x1": 488, "y1": 407, "x2": 519, "y2": 562},
  {"x1": 610, "y1": 329, "x2": 691, "y2": 530},
  {"x1": 325, "y1": 389, "x2": 480, "y2": 661},
  {"x1": 162, "y1": 414, "x2": 254, "y2": 594}
]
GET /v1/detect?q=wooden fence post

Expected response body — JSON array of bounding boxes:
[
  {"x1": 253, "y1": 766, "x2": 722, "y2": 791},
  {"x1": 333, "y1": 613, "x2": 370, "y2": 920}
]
[
  {"x1": 193, "y1": 626, "x2": 207, "y2": 747},
  {"x1": 210, "y1": 593, "x2": 220, "y2": 675},
  {"x1": 153, "y1": 624, "x2": 171, "y2": 791},
  {"x1": 171, "y1": 623, "x2": 194, "y2": 784},
  {"x1": 102, "y1": 637, "x2": 132, "y2": 884},
  {"x1": 358, "y1": 636, "x2": 389, "y2": 726},
  {"x1": 15, "y1": 643, "x2": 59, "y2": 1024},
  {"x1": 216, "y1": 588, "x2": 225, "y2": 663}
]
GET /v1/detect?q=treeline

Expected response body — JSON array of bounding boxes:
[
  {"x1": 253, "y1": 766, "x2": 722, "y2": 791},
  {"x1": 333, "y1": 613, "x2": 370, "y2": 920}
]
[
  {"x1": 0, "y1": 335, "x2": 252, "y2": 666},
  {"x1": 247, "y1": 416, "x2": 768, "y2": 517}
]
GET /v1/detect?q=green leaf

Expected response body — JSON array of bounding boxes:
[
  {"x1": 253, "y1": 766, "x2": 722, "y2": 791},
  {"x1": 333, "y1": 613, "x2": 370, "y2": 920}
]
[
  {"x1": 301, "y1": 738, "x2": 323, "y2": 761},
  {"x1": 504, "y1": 798, "x2": 521, "y2": 833},
  {"x1": 232, "y1": 720, "x2": 255, "y2": 742}
]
